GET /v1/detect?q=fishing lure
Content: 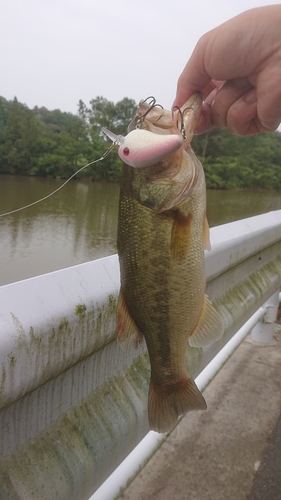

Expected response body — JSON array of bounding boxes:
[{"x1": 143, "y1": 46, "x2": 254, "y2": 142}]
[
  {"x1": 102, "y1": 96, "x2": 186, "y2": 168},
  {"x1": 102, "y1": 127, "x2": 184, "y2": 169}
]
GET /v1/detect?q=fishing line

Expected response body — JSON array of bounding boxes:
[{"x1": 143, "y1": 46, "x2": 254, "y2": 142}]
[{"x1": 0, "y1": 142, "x2": 117, "y2": 218}]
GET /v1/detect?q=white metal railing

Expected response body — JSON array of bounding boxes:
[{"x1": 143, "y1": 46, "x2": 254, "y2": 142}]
[
  {"x1": 0, "y1": 210, "x2": 281, "y2": 500},
  {"x1": 91, "y1": 291, "x2": 281, "y2": 500}
]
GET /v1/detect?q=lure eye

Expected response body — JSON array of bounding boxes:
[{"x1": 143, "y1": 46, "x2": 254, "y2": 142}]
[{"x1": 123, "y1": 147, "x2": 130, "y2": 156}]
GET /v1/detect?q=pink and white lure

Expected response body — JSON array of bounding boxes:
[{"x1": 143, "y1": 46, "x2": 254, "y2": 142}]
[{"x1": 102, "y1": 127, "x2": 183, "y2": 169}]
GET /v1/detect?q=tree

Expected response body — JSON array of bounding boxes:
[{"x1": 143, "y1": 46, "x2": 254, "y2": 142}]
[
  {"x1": 0, "y1": 96, "x2": 11, "y2": 167},
  {"x1": 1, "y1": 98, "x2": 40, "y2": 174},
  {"x1": 88, "y1": 96, "x2": 137, "y2": 137},
  {"x1": 193, "y1": 128, "x2": 281, "y2": 190},
  {"x1": 0, "y1": 93, "x2": 280, "y2": 188},
  {"x1": 88, "y1": 96, "x2": 115, "y2": 136},
  {"x1": 113, "y1": 97, "x2": 138, "y2": 135},
  {"x1": 77, "y1": 99, "x2": 89, "y2": 129}
]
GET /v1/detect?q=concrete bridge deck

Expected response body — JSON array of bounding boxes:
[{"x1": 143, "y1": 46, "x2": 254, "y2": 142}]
[{"x1": 119, "y1": 323, "x2": 281, "y2": 500}]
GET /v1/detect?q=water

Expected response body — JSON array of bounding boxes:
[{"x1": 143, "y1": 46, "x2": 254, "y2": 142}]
[
  {"x1": 0, "y1": 174, "x2": 280, "y2": 286},
  {"x1": 0, "y1": 176, "x2": 119, "y2": 286},
  {"x1": 206, "y1": 189, "x2": 281, "y2": 227}
]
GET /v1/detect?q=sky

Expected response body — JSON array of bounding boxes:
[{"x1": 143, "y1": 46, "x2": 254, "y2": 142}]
[{"x1": 1, "y1": 0, "x2": 280, "y2": 115}]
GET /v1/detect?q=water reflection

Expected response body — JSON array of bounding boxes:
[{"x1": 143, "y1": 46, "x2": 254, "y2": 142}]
[
  {"x1": 0, "y1": 176, "x2": 119, "y2": 285},
  {"x1": 0, "y1": 174, "x2": 280, "y2": 286},
  {"x1": 206, "y1": 189, "x2": 281, "y2": 227}
]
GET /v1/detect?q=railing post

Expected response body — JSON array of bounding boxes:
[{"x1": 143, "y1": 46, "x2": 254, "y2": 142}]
[{"x1": 251, "y1": 290, "x2": 280, "y2": 343}]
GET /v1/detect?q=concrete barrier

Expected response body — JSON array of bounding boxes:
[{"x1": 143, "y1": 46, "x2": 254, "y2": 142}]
[{"x1": 0, "y1": 210, "x2": 281, "y2": 500}]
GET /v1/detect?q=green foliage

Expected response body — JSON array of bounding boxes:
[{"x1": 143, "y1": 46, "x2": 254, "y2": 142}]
[
  {"x1": 0, "y1": 95, "x2": 138, "y2": 182},
  {"x1": 0, "y1": 94, "x2": 280, "y2": 189},
  {"x1": 88, "y1": 96, "x2": 137, "y2": 136},
  {"x1": 1, "y1": 98, "x2": 40, "y2": 174},
  {"x1": 192, "y1": 128, "x2": 281, "y2": 189}
]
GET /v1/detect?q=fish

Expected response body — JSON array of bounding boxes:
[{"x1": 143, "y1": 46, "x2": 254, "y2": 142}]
[{"x1": 103, "y1": 93, "x2": 224, "y2": 433}]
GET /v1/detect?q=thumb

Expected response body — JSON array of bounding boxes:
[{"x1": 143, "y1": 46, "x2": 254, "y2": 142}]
[
  {"x1": 173, "y1": 36, "x2": 212, "y2": 108},
  {"x1": 173, "y1": 65, "x2": 211, "y2": 109}
]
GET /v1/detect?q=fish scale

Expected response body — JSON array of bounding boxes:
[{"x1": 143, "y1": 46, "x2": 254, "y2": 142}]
[{"x1": 115, "y1": 93, "x2": 224, "y2": 433}]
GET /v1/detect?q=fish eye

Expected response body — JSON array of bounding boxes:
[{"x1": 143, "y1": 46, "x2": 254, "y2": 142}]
[{"x1": 123, "y1": 147, "x2": 130, "y2": 156}]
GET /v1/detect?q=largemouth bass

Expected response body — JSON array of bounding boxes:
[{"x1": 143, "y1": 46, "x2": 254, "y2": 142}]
[{"x1": 103, "y1": 93, "x2": 224, "y2": 433}]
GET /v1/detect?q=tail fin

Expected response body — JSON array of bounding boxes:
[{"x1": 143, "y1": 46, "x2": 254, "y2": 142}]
[{"x1": 148, "y1": 376, "x2": 206, "y2": 433}]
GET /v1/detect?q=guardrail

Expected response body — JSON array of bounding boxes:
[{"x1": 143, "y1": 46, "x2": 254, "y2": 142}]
[{"x1": 1, "y1": 210, "x2": 281, "y2": 500}]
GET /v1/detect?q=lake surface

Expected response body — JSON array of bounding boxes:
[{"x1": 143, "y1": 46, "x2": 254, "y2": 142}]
[{"x1": 0, "y1": 174, "x2": 281, "y2": 286}]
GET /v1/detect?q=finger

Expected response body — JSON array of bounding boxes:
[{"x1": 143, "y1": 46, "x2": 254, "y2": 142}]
[
  {"x1": 178, "y1": 82, "x2": 225, "y2": 134},
  {"x1": 173, "y1": 37, "x2": 211, "y2": 108},
  {"x1": 256, "y1": 67, "x2": 281, "y2": 132},
  {"x1": 194, "y1": 105, "x2": 214, "y2": 135},
  {"x1": 194, "y1": 88, "x2": 218, "y2": 134},
  {"x1": 174, "y1": 70, "x2": 209, "y2": 109},
  {"x1": 227, "y1": 87, "x2": 280, "y2": 135},
  {"x1": 200, "y1": 80, "x2": 226, "y2": 100},
  {"x1": 210, "y1": 78, "x2": 254, "y2": 129},
  {"x1": 226, "y1": 89, "x2": 259, "y2": 135},
  {"x1": 222, "y1": 67, "x2": 281, "y2": 135}
]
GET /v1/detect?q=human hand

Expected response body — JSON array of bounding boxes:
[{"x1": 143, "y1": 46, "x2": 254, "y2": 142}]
[{"x1": 173, "y1": 6, "x2": 281, "y2": 135}]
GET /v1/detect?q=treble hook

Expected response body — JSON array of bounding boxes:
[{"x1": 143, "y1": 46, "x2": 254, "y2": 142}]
[
  {"x1": 136, "y1": 96, "x2": 164, "y2": 128},
  {"x1": 172, "y1": 106, "x2": 186, "y2": 140},
  {"x1": 172, "y1": 105, "x2": 196, "y2": 140},
  {"x1": 141, "y1": 96, "x2": 156, "y2": 107}
]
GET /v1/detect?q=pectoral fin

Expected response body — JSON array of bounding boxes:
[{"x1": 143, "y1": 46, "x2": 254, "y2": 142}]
[
  {"x1": 188, "y1": 295, "x2": 224, "y2": 348},
  {"x1": 117, "y1": 288, "x2": 143, "y2": 352},
  {"x1": 171, "y1": 211, "x2": 192, "y2": 261},
  {"x1": 203, "y1": 213, "x2": 211, "y2": 251}
]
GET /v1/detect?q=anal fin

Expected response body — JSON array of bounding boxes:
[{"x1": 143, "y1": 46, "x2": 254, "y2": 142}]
[
  {"x1": 117, "y1": 287, "x2": 143, "y2": 352},
  {"x1": 188, "y1": 295, "x2": 224, "y2": 348}
]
